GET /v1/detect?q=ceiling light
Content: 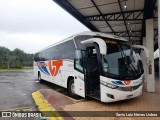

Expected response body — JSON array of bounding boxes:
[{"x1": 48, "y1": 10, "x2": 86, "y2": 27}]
[{"x1": 124, "y1": 1, "x2": 127, "y2": 9}]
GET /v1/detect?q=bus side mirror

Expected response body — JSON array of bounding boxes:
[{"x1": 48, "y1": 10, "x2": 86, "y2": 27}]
[
  {"x1": 132, "y1": 45, "x2": 149, "y2": 58},
  {"x1": 81, "y1": 38, "x2": 107, "y2": 55}
]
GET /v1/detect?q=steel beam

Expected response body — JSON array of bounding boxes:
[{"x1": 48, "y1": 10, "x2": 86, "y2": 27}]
[
  {"x1": 52, "y1": 0, "x2": 99, "y2": 32},
  {"x1": 106, "y1": 31, "x2": 141, "y2": 37},
  {"x1": 86, "y1": 9, "x2": 144, "y2": 21},
  {"x1": 106, "y1": 29, "x2": 157, "y2": 37},
  {"x1": 91, "y1": 0, "x2": 115, "y2": 33}
]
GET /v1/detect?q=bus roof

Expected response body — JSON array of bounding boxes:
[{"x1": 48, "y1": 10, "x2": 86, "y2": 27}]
[
  {"x1": 75, "y1": 31, "x2": 127, "y2": 41},
  {"x1": 40, "y1": 31, "x2": 127, "y2": 52}
]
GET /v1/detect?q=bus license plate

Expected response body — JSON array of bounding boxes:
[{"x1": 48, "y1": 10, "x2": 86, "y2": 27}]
[{"x1": 126, "y1": 94, "x2": 133, "y2": 99}]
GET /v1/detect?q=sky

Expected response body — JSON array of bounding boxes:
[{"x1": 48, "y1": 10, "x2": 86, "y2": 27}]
[{"x1": 0, "y1": 0, "x2": 89, "y2": 53}]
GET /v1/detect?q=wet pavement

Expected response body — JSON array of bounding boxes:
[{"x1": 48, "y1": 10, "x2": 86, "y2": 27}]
[
  {"x1": 0, "y1": 70, "x2": 69, "y2": 120},
  {"x1": 0, "y1": 70, "x2": 160, "y2": 120}
]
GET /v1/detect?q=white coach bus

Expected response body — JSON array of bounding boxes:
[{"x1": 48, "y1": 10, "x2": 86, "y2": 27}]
[{"x1": 34, "y1": 31, "x2": 148, "y2": 102}]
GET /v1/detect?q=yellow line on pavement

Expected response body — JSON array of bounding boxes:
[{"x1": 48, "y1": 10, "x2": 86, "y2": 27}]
[{"x1": 32, "y1": 91, "x2": 63, "y2": 120}]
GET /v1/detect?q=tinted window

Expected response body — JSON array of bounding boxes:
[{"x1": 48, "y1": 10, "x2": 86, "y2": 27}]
[
  {"x1": 41, "y1": 51, "x2": 46, "y2": 61},
  {"x1": 36, "y1": 40, "x2": 75, "y2": 61},
  {"x1": 62, "y1": 40, "x2": 75, "y2": 59},
  {"x1": 34, "y1": 53, "x2": 40, "y2": 61},
  {"x1": 52, "y1": 45, "x2": 61, "y2": 60},
  {"x1": 48, "y1": 47, "x2": 53, "y2": 60},
  {"x1": 74, "y1": 35, "x2": 93, "y2": 49},
  {"x1": 40, "y1": 45, "x2": 62, "y2": 60}
]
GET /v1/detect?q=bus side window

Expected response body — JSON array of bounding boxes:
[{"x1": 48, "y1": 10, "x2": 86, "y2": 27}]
[{"x1": 74, "y1": 50, "x2": 84, "y2": 73}]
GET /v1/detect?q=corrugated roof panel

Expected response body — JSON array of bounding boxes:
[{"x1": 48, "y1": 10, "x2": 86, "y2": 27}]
[
  {"x1": 121, "y1": 0, "x2": 144, "y2": 11},
  {"x1": 98, "y1": 3, "x2": 121, "y2": 14},
  {"x1": 134, "y1": 0, "x2": 144, "y2": 9},
  {"x1": 126, "y1": 21, "x2": 142, "y2": 24},
  {"x1": 93, "y1": 0, "x2": 119, "y2": 6},
  {"x1": 135, "y1": 24, "x2": 142, "y2": 31},
  {"x1": 108, "y1": 21, "x2": 125, "y2": 27},
  {"x1": 112, "y1": 25, "x2": 126, "y2": 31},
  {"x1": 129, "y1": 23, "x2": 142, "y2": 31},
  {"x1": 68, "y1": 0, "x2": 93, "y2": 9},
  {"x1": 90, "y1": 21, "x2": 107, "y2": 26},
  {"x1": 97, "y1": 27, "x2": 113, "y2": 33},
  {"x1": 90, "y1": 21, "x2": 113, "y2": 32},
  {"x1": 78, "y1": 7, "x2": 99, "y2": 16}
]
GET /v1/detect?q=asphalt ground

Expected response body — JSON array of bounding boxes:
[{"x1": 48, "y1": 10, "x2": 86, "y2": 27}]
[
  {"x1": 0, "y1": 70, "x2": 160, "y2": 120},
  {"x1": 0, "y1": 70, "x2": 71, "y2": 120}
]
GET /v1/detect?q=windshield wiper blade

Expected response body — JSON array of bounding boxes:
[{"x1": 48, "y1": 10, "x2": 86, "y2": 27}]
[
  {"x1": 129, "y1": 62, "x2": 139, "y2": 75},
  {"x1": 122, "y1": 55, "x2": 139, "y2": 77}
]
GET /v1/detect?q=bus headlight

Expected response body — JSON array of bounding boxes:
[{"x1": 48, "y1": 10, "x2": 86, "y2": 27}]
[{"x1": 101, "y1": 81, "x2": 118, "y2": 89}]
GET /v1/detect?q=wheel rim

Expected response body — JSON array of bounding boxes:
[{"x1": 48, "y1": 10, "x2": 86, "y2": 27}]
[{"x1": 71, "y1": 83, "x2": 75, "y2": 94}]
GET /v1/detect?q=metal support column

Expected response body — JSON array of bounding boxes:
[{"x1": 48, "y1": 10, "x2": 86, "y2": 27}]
[{"x1": 146, "y1": 19, "x2": 155, "y2": 92}]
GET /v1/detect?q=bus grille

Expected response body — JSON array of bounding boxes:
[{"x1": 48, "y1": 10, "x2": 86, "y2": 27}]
[{"x1": 116, "y1": 84, "x2": 142, "y2": 91}]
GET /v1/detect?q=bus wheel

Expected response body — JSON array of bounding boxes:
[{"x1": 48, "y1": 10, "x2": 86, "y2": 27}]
[
  {"x1": 68, "y1": 79, "x2": 77, "y2": 98},
  {"x1": 38, "y1": 72, "x2": 42, "y2": 83}
]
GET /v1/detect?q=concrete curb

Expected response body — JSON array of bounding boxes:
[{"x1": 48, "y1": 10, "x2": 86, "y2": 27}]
[{"x1": 32, "y1": 91, "x2": 63, "y2": 120}]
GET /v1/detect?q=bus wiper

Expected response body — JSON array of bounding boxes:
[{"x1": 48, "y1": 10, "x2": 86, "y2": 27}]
[
  {"x1": 123, "y1": 54, "x2": 138, "y2": 76},
  {"x1": 129, "y1": 62, "x2": 139, "y2": 76},
  {"x1": 120, "y1": 43, "x2": 138, "y2": 76}
]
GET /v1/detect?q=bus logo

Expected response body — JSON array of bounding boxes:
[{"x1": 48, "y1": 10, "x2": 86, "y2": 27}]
[
  {"x1": 48, "y1": 60, "x2": 63, "y2": 77},
  {"x1": 124, "y1": 80, "x2": 131, "y2": 85}
]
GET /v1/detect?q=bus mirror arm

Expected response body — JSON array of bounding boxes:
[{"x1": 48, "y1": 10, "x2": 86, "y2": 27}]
[
  {"x1": 132, "y1": 45, "x2": 149, "y2": 58},
  {"x1": 81, "y1": 38, "x2": 107, "y2": 55}
]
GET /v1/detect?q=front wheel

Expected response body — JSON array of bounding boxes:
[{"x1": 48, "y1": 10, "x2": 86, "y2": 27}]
[{"x1": 68, "y1": 79, "x2": 77, "y2": 98}]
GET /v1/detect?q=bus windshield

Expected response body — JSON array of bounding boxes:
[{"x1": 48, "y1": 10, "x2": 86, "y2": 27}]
[{"x1": 101, "y1": 39, "x2": 143, "y2": 80}]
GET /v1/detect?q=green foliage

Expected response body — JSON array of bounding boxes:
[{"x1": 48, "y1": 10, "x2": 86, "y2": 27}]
[{"x1": 0, "y1": 46, "x2": 34, "y2": 69}]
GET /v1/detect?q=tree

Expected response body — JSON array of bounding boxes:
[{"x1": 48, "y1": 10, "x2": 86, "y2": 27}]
[
  {"x1": 0, "y1": 46, "x2": 34, "y2": 69},
  {"x1": 0, "y1": 47, "x2": 10, "y2": 68}
]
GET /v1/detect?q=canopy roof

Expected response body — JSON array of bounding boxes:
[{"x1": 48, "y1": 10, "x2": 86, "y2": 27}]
[{"x1": 53, "y1": 0, "x2": 158, "y2": 50}]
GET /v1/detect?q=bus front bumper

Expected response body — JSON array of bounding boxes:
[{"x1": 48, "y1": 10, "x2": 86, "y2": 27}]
[{"x1": 100, "y1": 84, "x2": 143, "y2": 103}]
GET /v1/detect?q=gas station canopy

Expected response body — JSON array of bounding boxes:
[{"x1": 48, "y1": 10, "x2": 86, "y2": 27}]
[{"x1": 53, "y1": 0, "x2": 158, "y2": 50}]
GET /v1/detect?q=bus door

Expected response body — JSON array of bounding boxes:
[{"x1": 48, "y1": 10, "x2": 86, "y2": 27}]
[
  {"x1": 74, "y1": 50, "x2": 86, "y2": 97},
  {"x1": 85, "y1": 47, "x2": 100, "y2": 99}
]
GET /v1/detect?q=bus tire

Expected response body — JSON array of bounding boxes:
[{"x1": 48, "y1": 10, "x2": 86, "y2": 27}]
[
  {"x1": 38, "y1": 72, "x2": 42, "y2": 83},
  {"x1": 68, "y1": 79, "x2": 77, "y2": 98}
]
